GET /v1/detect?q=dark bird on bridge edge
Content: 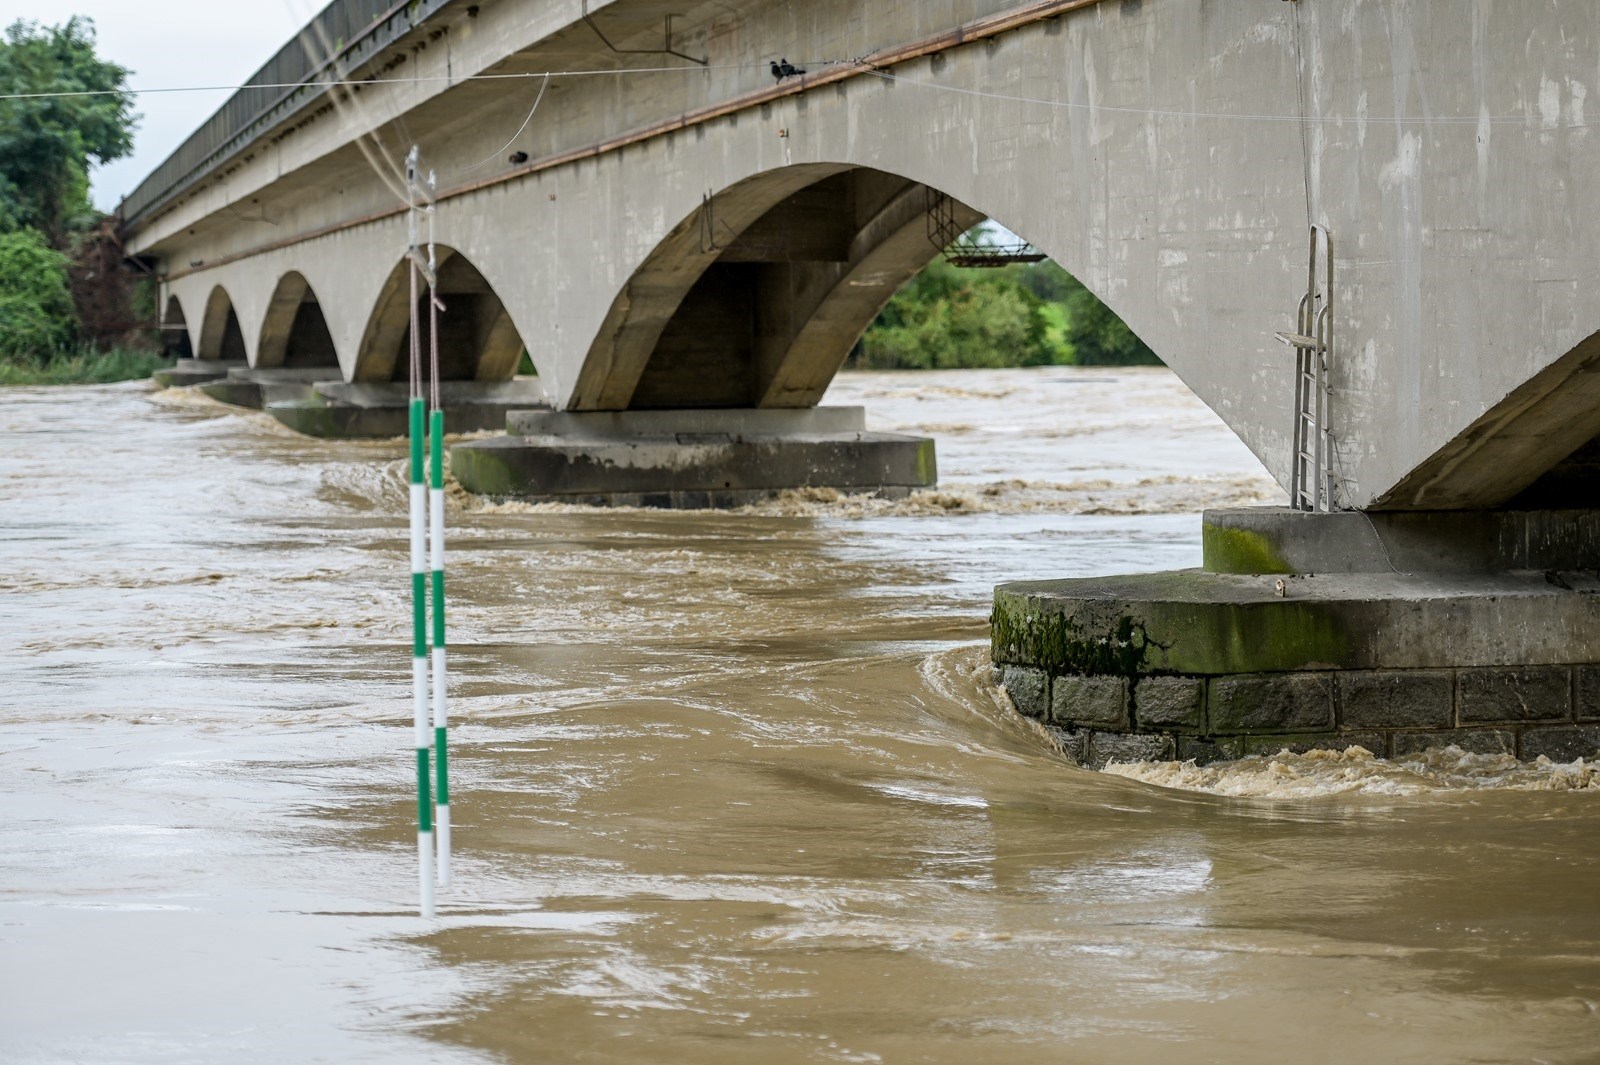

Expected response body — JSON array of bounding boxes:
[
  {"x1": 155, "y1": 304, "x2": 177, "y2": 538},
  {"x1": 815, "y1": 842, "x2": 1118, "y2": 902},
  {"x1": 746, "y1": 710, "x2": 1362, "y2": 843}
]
[{"x1": 771, "y1": 57, "x2": 805, "y2": 82}]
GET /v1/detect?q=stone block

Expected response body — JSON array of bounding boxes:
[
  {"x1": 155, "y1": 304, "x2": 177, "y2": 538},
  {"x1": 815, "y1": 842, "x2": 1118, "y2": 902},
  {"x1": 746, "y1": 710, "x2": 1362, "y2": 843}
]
[
  {"x1": 1578, "y1": 667, "x2": 1600, "y2": 722},
  {"x1": 1046, "y1": 726, "x2": 1089, "y2": 766},
  {"x1": 1050, "y1": 675, "x2": 1128, "y2": 728},
  {"x1": 1338, "y1": 670, "x2": 1453, "y2": 729},
  {"x1": 1237, "y1": 731, "x2": 1386, "y2": 758},
  {"x1": 1208, "y1": 673, "x2": 1333, "y2": 733},
  {"x1": 1457, "y1": 667, "x2": 1571, "y2": 724},
  {"x1": 1133, "y1": 676, "x2": 1205, "y2": 731},
  {"x1": 1519, "y1": 725, "x2": 1600, "y2": 762},
  {"x1": 1087, "y1": 731, "x2": 1175, "y2": 768},
  {"x1": 1391, "y1": 729, "x2": 1515, "y2": 756},
  {"x1": 1176, "y1": 736, "x2": 1242, "y2": 765},
  {"x1": 999, "y1": 665, "x2": 1048, "y2": 719}
]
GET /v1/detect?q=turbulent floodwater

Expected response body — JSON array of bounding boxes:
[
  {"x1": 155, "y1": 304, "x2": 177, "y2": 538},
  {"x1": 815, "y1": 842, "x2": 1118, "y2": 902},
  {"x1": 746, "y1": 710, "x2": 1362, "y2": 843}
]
[{"x1": 3, "y1": 366, "x2": 1598, "y2": 1064}]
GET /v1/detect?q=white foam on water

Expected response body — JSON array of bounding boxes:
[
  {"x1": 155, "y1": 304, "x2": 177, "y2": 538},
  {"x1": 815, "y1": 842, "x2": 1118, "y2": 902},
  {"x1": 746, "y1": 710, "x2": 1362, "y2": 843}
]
[{"x1": 1105, "y1": 744, "x2": 1600, "y2": 798}]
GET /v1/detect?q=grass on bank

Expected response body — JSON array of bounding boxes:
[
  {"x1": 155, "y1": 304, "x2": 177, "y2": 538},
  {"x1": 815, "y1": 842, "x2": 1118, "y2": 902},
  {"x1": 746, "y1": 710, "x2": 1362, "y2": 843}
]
[{"x1": 0, "y1": 348, "x2": 172, "y2": 385}]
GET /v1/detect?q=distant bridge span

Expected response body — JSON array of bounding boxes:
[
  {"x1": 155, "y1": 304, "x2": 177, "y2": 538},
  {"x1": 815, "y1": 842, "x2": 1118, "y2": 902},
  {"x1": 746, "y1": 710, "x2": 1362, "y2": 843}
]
[{"x1": 126, "y1": 0, "x2": 1600, "y2": 510}]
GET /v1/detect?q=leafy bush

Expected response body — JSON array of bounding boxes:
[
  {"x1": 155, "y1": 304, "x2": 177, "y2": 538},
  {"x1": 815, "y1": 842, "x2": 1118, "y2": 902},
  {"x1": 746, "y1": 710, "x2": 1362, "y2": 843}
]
[
  {"x1": 0, "y1": 346, "x2": 170, "y2": 384},
  {"x1": 0, "y1": 227, "x2": 75, "y2": 359}
]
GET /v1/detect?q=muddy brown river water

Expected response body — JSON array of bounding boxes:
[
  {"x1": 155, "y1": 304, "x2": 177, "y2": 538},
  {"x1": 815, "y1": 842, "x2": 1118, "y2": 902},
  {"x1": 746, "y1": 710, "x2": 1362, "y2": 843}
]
[{"x1": 3, "y1": 367, "x2": 1598, "y2": 1064}]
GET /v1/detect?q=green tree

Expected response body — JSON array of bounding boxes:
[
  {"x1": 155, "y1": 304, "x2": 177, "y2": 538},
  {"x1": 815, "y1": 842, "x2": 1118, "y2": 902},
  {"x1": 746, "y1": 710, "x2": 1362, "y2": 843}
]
[
  {"x1": 0, "y1": 227, "x2": 75, "y2": 358},
  {"x1": 856, "y1": 259, "x2": 1061, "y2": 369},
  {"x1": 0, "y1": 17, "x2": 137, "y2": 247},
  {"x1": 1064, "y1": 284, "x2": 1162, "y2": 366}
]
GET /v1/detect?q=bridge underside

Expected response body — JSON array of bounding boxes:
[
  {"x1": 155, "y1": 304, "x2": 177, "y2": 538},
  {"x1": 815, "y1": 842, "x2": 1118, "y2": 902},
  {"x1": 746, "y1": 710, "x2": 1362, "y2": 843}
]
[
  {"x1": 130, "y1": 0, "x2": 1600, "y2": 758},
  {"x1": 141, "y1": 0, "x2": 1600, "y2": 512}
]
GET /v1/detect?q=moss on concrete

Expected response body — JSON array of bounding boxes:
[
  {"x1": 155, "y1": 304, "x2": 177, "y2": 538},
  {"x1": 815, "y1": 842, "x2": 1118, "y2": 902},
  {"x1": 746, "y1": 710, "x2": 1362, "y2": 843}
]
[
  {"x1": 1167, "y1": 599, "x2": 1352, "y2": 675},
  {"x1": 915, "y1": 437, "x2": 938, "y2": 486},
  {"x1": 451, "y1": 445, "x2": 515, "y2": 497},
  {"x1": 992, "y1": 572, "x2": 1354, "y2": 676},
  {"x1": 1202, "y1": 522, "x2": 1292, "y2": 574},
  {"x1": 991, "y1": 600, "x2": 1160, "y2": 676}
]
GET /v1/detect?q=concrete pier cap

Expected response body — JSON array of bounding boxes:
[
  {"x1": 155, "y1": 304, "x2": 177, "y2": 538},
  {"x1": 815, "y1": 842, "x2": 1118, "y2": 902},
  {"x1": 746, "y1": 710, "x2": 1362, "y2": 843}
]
[
  {"x1": 450, "y1": 405, "x2": 936, "y2": 508},
  {"x1": 267, "y1": 380, "x2": 549, "y2": 438},
  {"x1": 993, "y1": 506, "x2": 1600, "y2": 768}
]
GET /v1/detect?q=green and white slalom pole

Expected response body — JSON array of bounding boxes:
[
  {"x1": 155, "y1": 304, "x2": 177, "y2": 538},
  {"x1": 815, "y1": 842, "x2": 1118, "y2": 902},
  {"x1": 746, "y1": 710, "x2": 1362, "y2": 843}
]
[
  {"x1": 430, "y1": 403, "x2": 449, "y2": 885},
  {"x1": 424, "y1": 180, "x2": 451, "y2": 888},
  {"x1": 410, "y1": 382, "x2": 434, "y2": 918},
  {"x1": 405, "y1": 146, "x2": 435, "y2": 919}
]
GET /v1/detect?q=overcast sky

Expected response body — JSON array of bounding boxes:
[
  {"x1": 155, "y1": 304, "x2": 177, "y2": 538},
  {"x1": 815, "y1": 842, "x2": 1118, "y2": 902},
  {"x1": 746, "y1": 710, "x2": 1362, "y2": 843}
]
[{"x1": 1, "y1": 2, "x2": 318, "y2": 210}]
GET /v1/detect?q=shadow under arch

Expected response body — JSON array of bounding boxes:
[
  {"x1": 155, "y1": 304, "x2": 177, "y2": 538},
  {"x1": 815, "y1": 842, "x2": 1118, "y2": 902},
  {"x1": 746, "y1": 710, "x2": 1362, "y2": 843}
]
[
  {"x1": 161, "y1": 294, "x2": 193, "y2": 359},
  {"x1": 567, "y1": 164, "x2": 997, "y2": 411},
  {"x1": 352, "y1": 247, "x2": 525, "y2": 383},
  {"x1": 197, "y1": 285, "x2": 246, "y2": 361},
  {"x1": 256, "y1": 271, "x2": 339, "y2": 370}
]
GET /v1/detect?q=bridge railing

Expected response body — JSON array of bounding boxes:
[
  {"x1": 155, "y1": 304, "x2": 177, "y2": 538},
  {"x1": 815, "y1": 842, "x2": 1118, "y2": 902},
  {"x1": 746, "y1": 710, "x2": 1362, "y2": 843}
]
[{"x1": 120, "y1": 0, "x2": 457, "y2": 230}]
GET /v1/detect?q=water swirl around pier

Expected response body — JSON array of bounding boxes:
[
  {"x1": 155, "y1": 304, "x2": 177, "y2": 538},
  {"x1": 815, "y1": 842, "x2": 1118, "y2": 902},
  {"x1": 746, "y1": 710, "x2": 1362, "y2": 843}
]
[{"x1": 3, "y1": 368, "x2": 1597, "y2": 1063}]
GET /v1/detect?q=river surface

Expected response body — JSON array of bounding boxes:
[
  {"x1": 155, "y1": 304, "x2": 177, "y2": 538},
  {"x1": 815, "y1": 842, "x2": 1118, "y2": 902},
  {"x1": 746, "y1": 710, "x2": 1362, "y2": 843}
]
[{"x1": 3, "y1": 367, "x2": 1598, "y2": 1064}]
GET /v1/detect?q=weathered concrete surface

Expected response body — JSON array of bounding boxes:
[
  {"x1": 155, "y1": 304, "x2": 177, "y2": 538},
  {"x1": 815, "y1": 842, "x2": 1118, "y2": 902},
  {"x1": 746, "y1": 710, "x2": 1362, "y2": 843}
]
[
  {"x1": 505, "y1": 406, "x2": 871, "y2": 439},
  {"x1": 452, "y1": 414, "x2": 935, "y2": 507},
  {"x1": 151, "y1": 359, "x2": 244, "y2": 389},
  {"x1": 199, "y1": 366, "x2": 343, "y2": 409},
  {"x1": 1203, "y1": 506, "x2": 1600, "y2": 574},
  {"x1": 993, "y1": 570, "x2": 1600, "y2": 678},
  {"x1": 266, "y1": 380, "x2": 547, "y2": 438},
  {"x1": 123, "y1": 0, "x2": 1600, "y2": 509}
]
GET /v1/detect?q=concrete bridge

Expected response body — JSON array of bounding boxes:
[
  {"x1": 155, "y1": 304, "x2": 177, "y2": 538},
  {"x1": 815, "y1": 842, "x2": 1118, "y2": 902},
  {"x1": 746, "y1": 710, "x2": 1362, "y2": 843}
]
[{"x1": 127, "y1": 0, "x2": 1600, "y2": 760}]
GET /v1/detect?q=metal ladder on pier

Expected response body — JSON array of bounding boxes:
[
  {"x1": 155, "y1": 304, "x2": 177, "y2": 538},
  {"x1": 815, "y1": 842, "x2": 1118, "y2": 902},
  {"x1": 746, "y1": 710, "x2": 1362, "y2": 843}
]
[{"x1": 1275, "y1": 225, "x2": 1334, "y2": 512}]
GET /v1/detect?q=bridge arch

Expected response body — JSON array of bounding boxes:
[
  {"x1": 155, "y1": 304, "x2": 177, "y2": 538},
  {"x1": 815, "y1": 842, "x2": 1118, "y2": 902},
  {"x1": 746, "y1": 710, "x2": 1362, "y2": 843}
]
[
  {"x1": 160, "y1": 294, "x2": 193, "y2": 360},
  {"x1": 567, "y1": 164, "x2": 1108, "y2": 412},
  {"x1": 256, "y1": 271, "x2": 339, "y2": 370},
  {"x1": 196, "y1": 285, "x2": 247, "y2": 362},
  {"x1": 352, "y1": 247, "x2": 525, "y2": 383}
]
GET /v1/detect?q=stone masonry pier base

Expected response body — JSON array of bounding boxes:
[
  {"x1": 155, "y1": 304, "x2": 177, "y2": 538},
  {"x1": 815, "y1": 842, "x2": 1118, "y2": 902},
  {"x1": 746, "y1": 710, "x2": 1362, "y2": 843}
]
[{"x1": 993, "y1": 507, "x2": 1600, "y2": 767}]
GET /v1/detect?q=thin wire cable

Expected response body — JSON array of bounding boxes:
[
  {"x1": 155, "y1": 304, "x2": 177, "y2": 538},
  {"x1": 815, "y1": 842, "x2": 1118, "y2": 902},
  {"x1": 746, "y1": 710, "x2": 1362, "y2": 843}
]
[
  {"x1": 426, "y1": 171, "x2": 441, "y2": 413},
  {"x1": 854, "y1": 65, "x2": 1585, "y2": 128},
  {"x1": 406, "y1": 156, "x2": 422, "y2": 402},
  {"x1": 2, "y1": 58, "x2": 1580, "y2": 129},
  {"x1": 1290, "y1": 3, "x2": 1314, "y2": 229},
  {"x1": 452, "y1": 73, "x2": 550, "y2": 175},
  {"x1": 0, "y1": 62, "x2": 775, "y2": 101},
  {"x1": 408, "y1": 258, "x2": 421, "y2": 400}
]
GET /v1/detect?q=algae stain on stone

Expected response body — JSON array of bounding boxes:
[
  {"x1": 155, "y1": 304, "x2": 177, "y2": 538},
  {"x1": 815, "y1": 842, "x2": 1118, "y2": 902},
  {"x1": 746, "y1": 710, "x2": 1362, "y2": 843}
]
[
  {"x1": 1202, "y1": 523, "x2": 1292, "y2": 574},
  {"x1": 990, "y1": 596, "x2": 1161, "y2": 676}
]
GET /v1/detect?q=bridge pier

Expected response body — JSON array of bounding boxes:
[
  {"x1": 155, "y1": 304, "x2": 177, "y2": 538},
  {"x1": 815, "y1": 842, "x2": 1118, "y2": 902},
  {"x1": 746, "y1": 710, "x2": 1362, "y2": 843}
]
[
  {"x1": 199, "y1": 366, "x2": 343, "y2": 409},
  {"x1": 451, "y1": 406, "x2": 935, "y2": 508},
  {"x1": 266, "y1": 381, "x2": 548, "y2": 438},
  {"x1": 151, "y1": 359, "x2": 244, "y2": 389},
  {"x1": 993, "y1": 507, "x2": 1600, "y2": 767}
]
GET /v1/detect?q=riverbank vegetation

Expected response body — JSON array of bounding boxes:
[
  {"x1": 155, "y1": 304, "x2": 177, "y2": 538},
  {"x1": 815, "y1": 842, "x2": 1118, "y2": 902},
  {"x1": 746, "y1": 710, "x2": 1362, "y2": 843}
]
[
  {"x1": 851, "y1": 258, "x2": 1161, "y2": 370},
  {"x1": 0, "y1": 18, "x2": 153, "y2": 384}
]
